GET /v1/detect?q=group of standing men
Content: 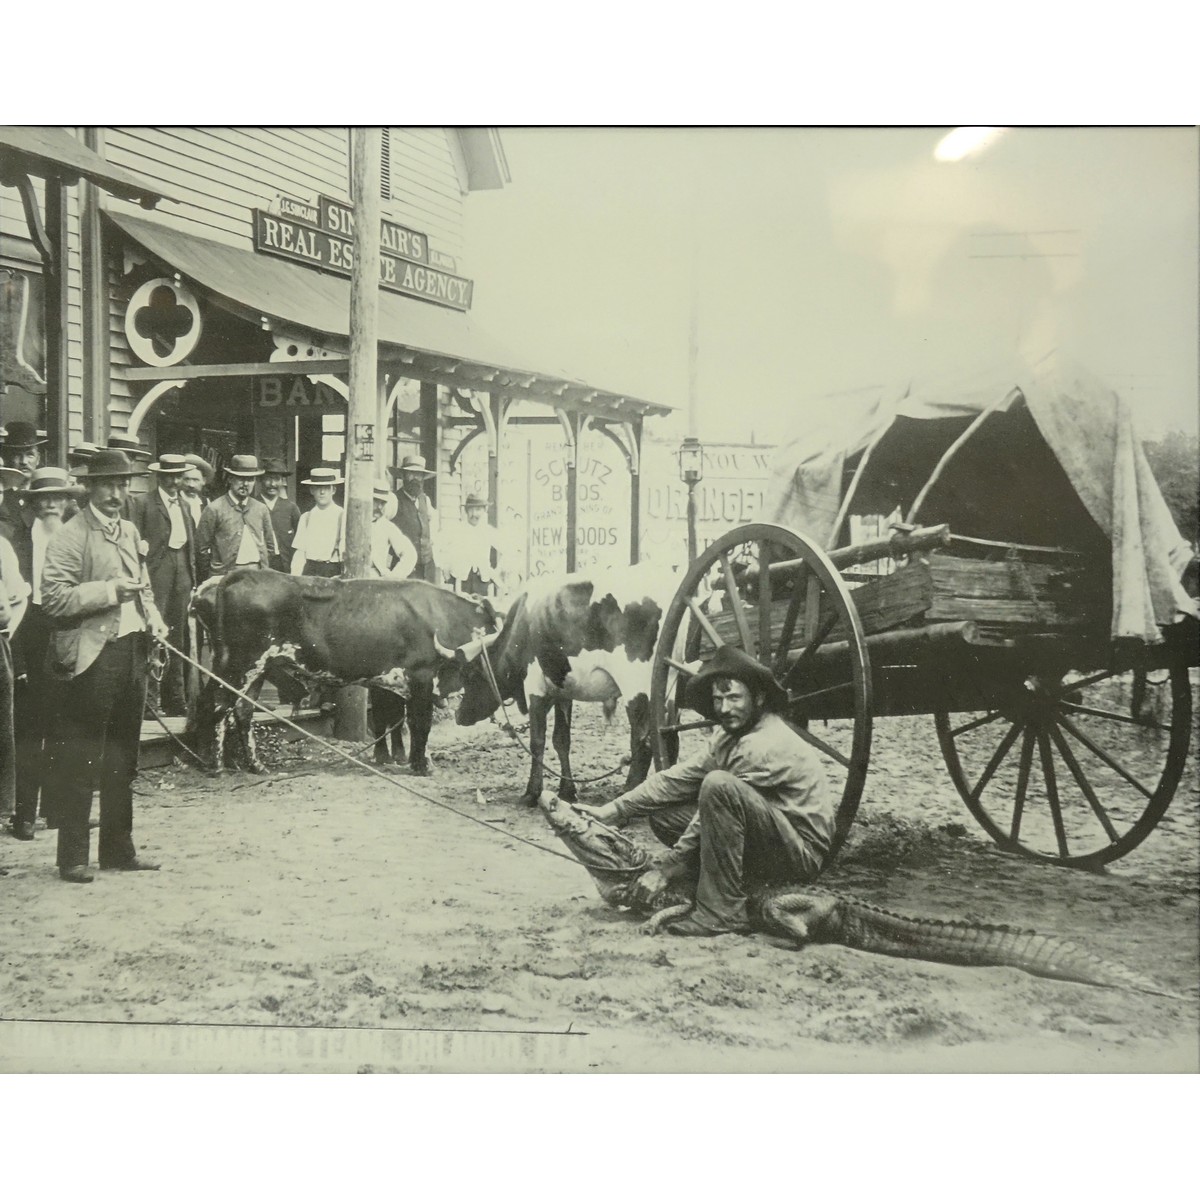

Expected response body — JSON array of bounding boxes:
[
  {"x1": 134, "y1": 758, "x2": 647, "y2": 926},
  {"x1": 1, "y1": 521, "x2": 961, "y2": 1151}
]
[{"x1": 0, "y1": 418, "x2": 504, "y2": 880}]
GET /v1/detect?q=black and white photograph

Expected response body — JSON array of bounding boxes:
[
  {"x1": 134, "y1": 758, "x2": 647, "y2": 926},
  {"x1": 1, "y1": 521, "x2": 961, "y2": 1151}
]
[{"x1": 1, "y1": 112, "x2": 1197, "y2": 1097}]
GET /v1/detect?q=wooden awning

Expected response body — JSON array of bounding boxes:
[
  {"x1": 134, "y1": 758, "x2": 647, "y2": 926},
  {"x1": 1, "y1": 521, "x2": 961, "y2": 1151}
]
[
  {"x1": 108, "y1": 211, "x2": 672, "y2": 422},
  {"x1": 0, "y1": 126, "x2": 171, "y2": 206}
]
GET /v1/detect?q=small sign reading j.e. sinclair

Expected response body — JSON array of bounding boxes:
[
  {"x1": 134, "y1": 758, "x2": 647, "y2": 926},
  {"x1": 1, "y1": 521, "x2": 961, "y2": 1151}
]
[{"x1": 253, "y1": 210, "x2": 473, "y2": 312}]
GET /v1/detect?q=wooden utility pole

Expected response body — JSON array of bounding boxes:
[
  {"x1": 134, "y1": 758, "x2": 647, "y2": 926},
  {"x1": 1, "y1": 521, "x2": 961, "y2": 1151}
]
[{"x1": 333, "y1": 125, "x2": 382, "y2": 742}]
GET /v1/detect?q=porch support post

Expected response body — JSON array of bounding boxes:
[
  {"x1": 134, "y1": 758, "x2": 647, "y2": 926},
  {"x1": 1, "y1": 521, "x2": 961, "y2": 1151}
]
[{"x1": 43, "y1": 180, "x2": 70, "y2": 466}]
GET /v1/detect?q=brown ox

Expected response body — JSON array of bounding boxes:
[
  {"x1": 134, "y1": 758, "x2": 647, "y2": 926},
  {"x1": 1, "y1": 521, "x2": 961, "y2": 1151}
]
[{"x1": 187, "y1": 567, "x2": 500, "y2": 773}]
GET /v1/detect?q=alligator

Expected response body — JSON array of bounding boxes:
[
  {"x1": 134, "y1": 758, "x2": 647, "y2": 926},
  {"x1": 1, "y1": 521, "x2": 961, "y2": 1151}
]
[{"x1": 537, "y1": 792, "x2": 1184, "y2": 999}]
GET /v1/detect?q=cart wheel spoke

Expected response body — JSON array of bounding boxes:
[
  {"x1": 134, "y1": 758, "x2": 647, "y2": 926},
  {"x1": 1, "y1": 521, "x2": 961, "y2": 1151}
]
[
  {"x1": 1009, "y1": 726, "x2": 1036, "y2": 842},
  {"x1": 1060, "y1": 700, "x2": 1172, "y2": 733},
  {"x1": 772, "y1": 564, "x2": 808, "y2": 675},
  {"x1": 719, "y1": 551, "x2": 756, "y2": 656},
  {"x1": 658, "y1": 718, "x2": 715, "y2": 735},
  {"x1": 757, "y1": 540, "x2": 773, "y2": 666},
  {"x1": 1057, "y1": 669, "x2": 1119, "y2": 697},
  {"x1": 785, "y1": 721, "x2": 852, "y2": 770},
  {"x1": 1037, "y1": 727, "x2": 1070, "y2": 859},
  {"x1": 1058, "y1": 714, "x2": 1155, "y2": 802},
  {"x1": 686, "y1": 596, "x2": 726, "y2": 650},
  {"x1": 949, "y1": 710, "x2": 1004, "y2": 738},
  {"x1": 788, "y1": 681, "x2": 854, "y2": 707},
  {"x1": 1048, "y1": 720, "x2": 1119, "y2": 844},
  {"x1": 968, "y1": 720, "x2": 1024, "y2": 804}
]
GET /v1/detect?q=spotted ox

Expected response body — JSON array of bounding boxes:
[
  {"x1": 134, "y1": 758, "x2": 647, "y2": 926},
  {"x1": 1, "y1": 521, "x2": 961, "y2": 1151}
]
[
  {"x1": 445, "y1": 565, "x2": 676, "y2": 802},
  {"x1": 188, "y1": 567, "x2": 501, "y2": 773}
]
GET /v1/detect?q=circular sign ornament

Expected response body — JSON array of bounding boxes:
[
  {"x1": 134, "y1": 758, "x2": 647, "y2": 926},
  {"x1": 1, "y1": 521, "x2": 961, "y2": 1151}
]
[{"x1": 125, "y1": 278, "x2": 202, "y2": 366}]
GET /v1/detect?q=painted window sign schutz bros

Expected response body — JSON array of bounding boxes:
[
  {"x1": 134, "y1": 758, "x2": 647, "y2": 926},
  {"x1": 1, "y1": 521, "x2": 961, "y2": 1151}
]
[{"x1": 252, "y1": 194, "x2": 473, "y2": 312}]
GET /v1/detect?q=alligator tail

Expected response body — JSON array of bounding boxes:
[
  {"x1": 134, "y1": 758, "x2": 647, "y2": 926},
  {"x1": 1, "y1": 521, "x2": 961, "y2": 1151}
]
[{"x1": 836, "y1": 899, "x2": 1184, "y2": 999}]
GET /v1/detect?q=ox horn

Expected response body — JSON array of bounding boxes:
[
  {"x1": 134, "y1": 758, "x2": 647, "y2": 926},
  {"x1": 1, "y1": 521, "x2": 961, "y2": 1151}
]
[{"x1": 432, "y1": 632, "x2": 458, "y2": 660}]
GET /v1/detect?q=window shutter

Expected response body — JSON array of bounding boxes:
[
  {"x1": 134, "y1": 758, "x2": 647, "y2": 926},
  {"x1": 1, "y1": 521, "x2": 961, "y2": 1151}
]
[{"x1": 380, "y1": 128, "x2": 391, "y2": 199}]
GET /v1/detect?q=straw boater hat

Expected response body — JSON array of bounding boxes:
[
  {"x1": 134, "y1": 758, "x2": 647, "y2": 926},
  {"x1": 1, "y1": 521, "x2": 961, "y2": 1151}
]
[
  {"x1": 4, "y1": 421, "x2": 48, "y2": 449},
  {"x1": 107, "y1": 432, "x2": 152, "y2": 461},
  {"x1": 373, "y1": 482, "x2": 394, "y2": 500},
  {"x1": 22, "y1": 466, "x2": 81, "y2": 497},
  {"x1": 75, "y1": 448, "x2": 147, "y2": 479},
  {"x1": 300, "y1": 467, "x2": 343, "y2": 487},
  {"x1": 463, "y1": 492, "x2": 487, "y2": 510},
  {"x1": 223, "y1": 454, "x2": 265, "y2": 478},
  {"x1": 683, "y1": 644, "x2": 787, "y2": 722},
  {"x1": 394, "y1": 454, "x2": 435, "y2": 476},
  {"x1": 148, "y1": 453, "x2": 189, "y2": 475}
]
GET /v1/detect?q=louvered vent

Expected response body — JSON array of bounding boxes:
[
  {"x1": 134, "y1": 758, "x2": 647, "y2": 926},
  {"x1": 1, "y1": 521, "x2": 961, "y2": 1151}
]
[{"x1": 380, "y1": 128, "x2": 391, "y2": 199}]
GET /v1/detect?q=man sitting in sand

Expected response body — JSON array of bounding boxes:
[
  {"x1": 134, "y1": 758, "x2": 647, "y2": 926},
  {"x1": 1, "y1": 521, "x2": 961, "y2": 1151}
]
[{"x1": 578, "y1": 645, "x2": 834, "y2": 938}]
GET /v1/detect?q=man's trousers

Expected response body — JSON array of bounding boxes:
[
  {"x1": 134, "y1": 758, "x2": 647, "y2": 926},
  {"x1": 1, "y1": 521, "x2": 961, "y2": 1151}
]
[
  {"x1": 150, "y1": 548, "x2": 192, "y2": 715},
  {"x1": 12, "y1": 604, "x2": 57, "y2": 827},
  {"x1": 49, "y1": 634, "x2": 149, "y2": 870},
  {"x1": 648, "y1": 770, "x2": 824, "y2": 932},
  {"x1": 0, "y1": 634, "x2": 15, "y2": 816}
]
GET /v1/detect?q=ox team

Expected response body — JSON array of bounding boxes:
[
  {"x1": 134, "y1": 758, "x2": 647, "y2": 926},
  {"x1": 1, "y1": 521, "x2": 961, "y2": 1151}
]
[{"x1": 0, "y1": 425, "x2": 834, "y2": 939}]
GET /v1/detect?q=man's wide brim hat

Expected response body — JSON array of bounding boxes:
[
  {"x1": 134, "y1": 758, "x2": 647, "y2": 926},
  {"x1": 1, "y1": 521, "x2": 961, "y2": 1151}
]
[
  {"x1": 182, "y1": 453, "x2": 215, "y2": 483},
  {"x1": 75, "y1": 448, "x2": 147, "y2": 479},
  {"x1": 0, "y1": 466, "x2": 28, "y2": 486},
  {"x1": 463, "y1": 492, "x2": 487, "y2": 509},
  {"x1": 260, "y1": 457, "x2": 290, "y2": 476},
  {"x1": 683, "y1": 644, "x2": 787, "y2": 722},
  {"x1": 3, "y1": 421, "x2": 48, "y2": 449},
  {"x1": 224, "y1": 454, "x2": 265, "y2": 477},
  {"x1": 394, "y1": 454, "x2": 435, "y2": 476},
  {"x1": 107, "y1": 433, "x2": 151, "y2": 459}
]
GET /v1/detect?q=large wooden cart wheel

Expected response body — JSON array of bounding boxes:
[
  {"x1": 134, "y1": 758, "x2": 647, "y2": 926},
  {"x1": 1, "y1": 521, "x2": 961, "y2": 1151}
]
[
  {"x1": 650, "y1": 523, "x2": 873, "y2": 862},
  {"x1": 935, "y1": 658, "x2": 1193, "y2": 869}
]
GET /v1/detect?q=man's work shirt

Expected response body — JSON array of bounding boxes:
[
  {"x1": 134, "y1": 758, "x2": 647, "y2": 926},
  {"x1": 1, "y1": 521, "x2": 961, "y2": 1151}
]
[
  {"x1": 370, "y1": 518, "x2": 417, "y2": 579},
  {"x1": 611, "y1": 711, "x2": 835, "y2": 870},
  {"x1": 293, "y1": 503, "x2": 345, "y2": 564}
]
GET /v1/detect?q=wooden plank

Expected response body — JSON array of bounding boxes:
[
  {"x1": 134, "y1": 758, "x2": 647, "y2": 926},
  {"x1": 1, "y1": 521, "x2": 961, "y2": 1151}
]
[{"x1": 927, "y1": 555, "x2": 1103, "y2": 627}]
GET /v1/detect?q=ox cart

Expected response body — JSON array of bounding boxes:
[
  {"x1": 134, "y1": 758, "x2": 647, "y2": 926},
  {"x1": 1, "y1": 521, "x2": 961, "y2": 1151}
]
[{"x1": 649, "y1": 366, "x2": 1198, "y2": 869}]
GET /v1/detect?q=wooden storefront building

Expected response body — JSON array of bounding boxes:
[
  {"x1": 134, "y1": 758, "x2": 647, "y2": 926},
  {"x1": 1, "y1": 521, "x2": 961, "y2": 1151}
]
[{"x1": 1, "y1": 126, "x2": 670, "y2": 567}]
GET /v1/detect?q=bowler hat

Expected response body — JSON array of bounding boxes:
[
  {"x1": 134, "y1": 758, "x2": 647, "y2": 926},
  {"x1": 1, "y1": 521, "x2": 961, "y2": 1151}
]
[
  {"x1": 300, "y1": 467, "x2": 343, "y2": 487},
  {"x1": 107, "y1": 432, "x2": 151, "y2": 460},
  {"x1": 260, "y1": 458, "x2": 290, "y2": 476},
  {"x1": 224, "y1": 454, "x2": 264, "y2": 477},
  {"x1": 23, "y1": 466, "x2": 81, "y2": 496},
  {"x1": 394, "y1": 454, "x2": 435, "y2": 476},
  {"x1": 76, "y1": 448, "x2": 147, "y2": 479},
  {"x1": 148, "y1": 453, "x2": 189, "y2": 475},
  {"x1": 683, "y1": 644, "x2": 787, "y2": 722},
  {"x1": 4, "y1": 421, "x2": 48, "y2": 449},
  {"x1": 463, "y1": 492, "x2": 487, "y2": 509}
]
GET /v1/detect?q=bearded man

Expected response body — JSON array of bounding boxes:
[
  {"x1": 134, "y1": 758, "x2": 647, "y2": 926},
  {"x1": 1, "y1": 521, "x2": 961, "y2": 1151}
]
[{"x1": 579, "y1": 645, "x2": 835, "y2": 937}]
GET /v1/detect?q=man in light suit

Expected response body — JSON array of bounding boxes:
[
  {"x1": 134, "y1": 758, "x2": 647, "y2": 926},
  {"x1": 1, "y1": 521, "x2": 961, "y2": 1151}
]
[
  {"x1": 40, "y1": 449, "x2": 168, "y2": 883},
  {"x1": 131, "y1": 454, "x2": 196, "y2": 716}
]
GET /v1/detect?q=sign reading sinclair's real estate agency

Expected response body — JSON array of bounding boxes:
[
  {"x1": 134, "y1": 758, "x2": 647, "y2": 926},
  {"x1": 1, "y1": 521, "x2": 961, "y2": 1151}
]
[{"x1": 252, "y1": 195, "x2": 473, "y2": 312}]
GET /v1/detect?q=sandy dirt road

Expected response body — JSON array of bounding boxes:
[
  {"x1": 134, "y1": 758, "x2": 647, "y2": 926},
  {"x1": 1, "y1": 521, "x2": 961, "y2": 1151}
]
[{"x1": 1, "y1": 703, "x2": 1196, "y2": 1073}]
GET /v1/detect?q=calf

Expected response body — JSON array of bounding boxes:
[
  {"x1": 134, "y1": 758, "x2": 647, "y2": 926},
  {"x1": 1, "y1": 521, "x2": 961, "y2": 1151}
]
[{"x1": 445, "y1": 564, "x2": 675, "y2": 802}]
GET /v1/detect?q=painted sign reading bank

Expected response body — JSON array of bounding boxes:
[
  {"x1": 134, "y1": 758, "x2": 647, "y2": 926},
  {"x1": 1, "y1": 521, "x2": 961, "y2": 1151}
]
[{"x1": 252, "y1": 210, "x2": 473, "y2": 312}]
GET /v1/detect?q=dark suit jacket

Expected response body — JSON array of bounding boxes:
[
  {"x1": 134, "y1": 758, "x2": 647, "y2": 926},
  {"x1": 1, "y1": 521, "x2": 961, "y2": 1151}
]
[
  {"x1": 130, "y1": 488, "x2": 197, "y2": 598},
  {"x1": 0, "y1": 498, "x2": 35, "y2": 587},
  {"x1": 258, "y1": 493, "x2": 301, "y2": 565}
]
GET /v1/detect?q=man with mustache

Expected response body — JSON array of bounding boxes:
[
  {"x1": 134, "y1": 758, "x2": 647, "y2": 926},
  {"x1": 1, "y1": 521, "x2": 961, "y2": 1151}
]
[
  {"x1": 578, "y1": 645, "x2": 834, "y2": 937},
  {"x1": 39, "y1": 449, "x2": 169, "y2": 882},
  {"x1": 194, "y1": 455, "x2": 277, "y2": 582}
]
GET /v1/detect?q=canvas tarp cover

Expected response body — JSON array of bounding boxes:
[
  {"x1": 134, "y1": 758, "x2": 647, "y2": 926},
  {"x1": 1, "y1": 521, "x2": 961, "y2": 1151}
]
[{"x1": 764, "y1": 354, "x2": 1196, "y2": 643}]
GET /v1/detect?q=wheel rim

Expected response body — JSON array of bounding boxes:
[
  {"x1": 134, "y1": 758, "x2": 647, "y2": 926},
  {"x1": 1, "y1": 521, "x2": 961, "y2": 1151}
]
[
  {"x1": 650, "y1": 523, "x2": 872, "y2": 862},
  {"x1": 935, "y1": 661, "x2": 1193, "y2": 868}
]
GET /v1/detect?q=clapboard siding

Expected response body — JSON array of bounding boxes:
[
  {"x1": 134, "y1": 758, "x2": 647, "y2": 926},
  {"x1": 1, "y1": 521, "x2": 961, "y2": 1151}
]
[
  {"x1": 103, "y1": 126, "x2": 351, "y2": 249},
  {"x1": 387, "y1": 129, "x2": 465, "y2": 256}
]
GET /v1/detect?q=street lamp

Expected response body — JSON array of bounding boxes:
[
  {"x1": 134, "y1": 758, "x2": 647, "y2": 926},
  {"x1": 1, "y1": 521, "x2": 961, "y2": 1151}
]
[{"x1": 677, "y1": 435, "x2": 705, "y2": 563}]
